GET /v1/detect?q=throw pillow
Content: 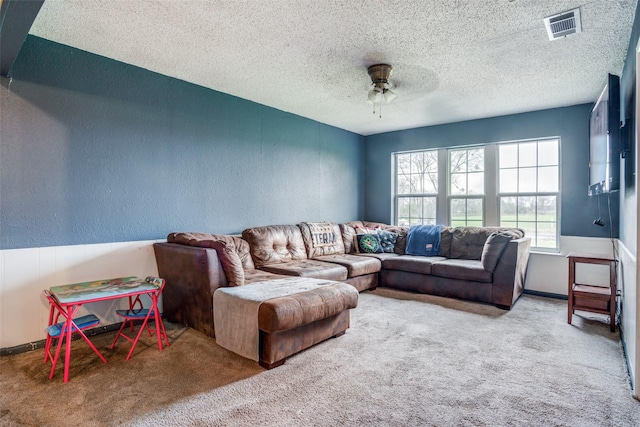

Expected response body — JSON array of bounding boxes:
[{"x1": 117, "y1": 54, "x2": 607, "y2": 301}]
[
  {"x1": 355, "y1": 224, "x2": 381, "y2": 234},
  {"x1": 377, "y1": 229, "x2": 398, "y2": 253},
  {"x1": 207, "y1": 240, "x2": 245, "y2": 286},
  {"x1": 355, "y1": 233, "x2": 384, "y2": 253},
  {"x1": 480, "y1": 231, "x2": 514, "y2": 272},
  {"x1": 307, "y1": 221, "x2": 337, "y2": 248}
]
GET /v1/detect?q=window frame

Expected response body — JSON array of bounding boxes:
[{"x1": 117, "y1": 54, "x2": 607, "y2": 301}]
[{"x1": 392, "y1": 138, "x2": 561, "y2": 252}]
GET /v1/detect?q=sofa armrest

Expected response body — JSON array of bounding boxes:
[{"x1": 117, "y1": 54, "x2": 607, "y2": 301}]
[
  {"x1": 491, "y1": 237, "x2": 531, "y2": 309},
  {"x1": 153, "y1": 242, "x2": 228, "y2": 338}
]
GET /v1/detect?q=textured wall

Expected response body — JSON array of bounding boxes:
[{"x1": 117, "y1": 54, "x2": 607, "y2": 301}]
[
  {"x1": 363, "y1": 105, "x2": 619, "y2": 239},
  {"x1": 0, "y1": 36, "x2": 364, "y2": 249}
]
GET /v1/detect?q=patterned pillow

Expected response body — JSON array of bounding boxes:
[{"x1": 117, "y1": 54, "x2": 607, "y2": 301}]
[
  {"x1": 377, "y1": 230, "x2": 398, "y2": 253},
  {"x1": 356, "y1": 233, "x2": 384, "y2": 253},
  {"x1": 355, "y1": 225, "x2": 381, "y2": 234}
]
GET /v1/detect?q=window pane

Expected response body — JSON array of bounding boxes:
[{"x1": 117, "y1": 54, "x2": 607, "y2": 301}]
[
  {"x1": 517, "y1": 196, "x2": 536, "y2": 222},
  {"x1": 467, "y1": 172, "x2": 484, "y2": 195},
  {"x1": 451, "y1": 173, "x2": 467, "y2": 196},
  {"x1": 519, "y1": 143, "x2": 537, "y2": 167},
  {"x1": 424, "y1": 198, "x2": 437, "y2": 223},
  {"x1": 468, "y1": 149, "x2": 484, "y2": 172},
  {"x1": 537, "y1": 222, "x2": 557, "y2": 248},
  {"x1": 499, "y1": 144, "x2": 518, "y2": 168},
  {"x1": 450, "y1": 150, "x2": 467, "y2": 173},
  {"x1": 500, "y1": 196, "x2": 517, "y2": 222},
  {"x1": 424, "y1": 172, "x2": 438, "y2": 193},
  {"x1": 538, "y1": 166, "x2": 558, "y2": 192},
  {"x1": 537, "y1": 196, "x2": 556, "y2": 221},
  {"x1": 538, "y1": 139, "x2": 558, "y2": 166},
  {"x1": 467, "y1": 199, "x2": 483, "y2": 223},
  {"x1": 451, "y1": 173, "x2": 466, "y2": 195},
  {"x1": 410, "y1": 198, "x2": 422, "y2": 218},
  {"x1": 500, "y1": 169, "x2": 518, "y2": 193},
  {"x1": 450, "y1": 199, "x2": 466, "y2": 223},
  {"x1": 518, "y1": 167, "x2": 537, "y2": 192},
  {"x1": 398, "y1": 196, "x2": 436, "y2": 226},
  {"x1": 397, "y1": 173, "x2": 411, "y2": 194}
]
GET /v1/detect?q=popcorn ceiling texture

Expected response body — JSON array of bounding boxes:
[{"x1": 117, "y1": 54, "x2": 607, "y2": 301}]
[{"x1": 29, "y1": 0, "x2": 637, "y2": 136}]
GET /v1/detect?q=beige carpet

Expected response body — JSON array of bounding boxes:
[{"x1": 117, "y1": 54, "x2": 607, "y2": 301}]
[{"x1": 1, "y1": 290, "x2": 638, "y2": 426}]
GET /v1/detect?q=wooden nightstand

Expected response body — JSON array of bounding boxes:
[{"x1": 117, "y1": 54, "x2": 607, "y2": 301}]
[{"x1": 567, "y1": 252, "x2": 617, "y2": 332}]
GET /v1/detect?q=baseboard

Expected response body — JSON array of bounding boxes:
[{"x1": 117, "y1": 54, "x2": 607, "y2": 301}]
[
  {"x1": 0, "y1": 322, "x2": 123, "y2": 357},
  {"x1": 523, "y1": 289, "x2": 568, "y2": 300},
  {"x1": 620, "y1": 325, "x2": 636, "y2": 393}
]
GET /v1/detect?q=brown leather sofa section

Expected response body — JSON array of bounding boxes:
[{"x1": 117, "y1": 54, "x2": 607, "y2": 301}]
[
  {"x1": 430, "y1": 259, "x2": 493, "y2": 283},
  {"x1": 242, "y1": 224, "x2": 308, "y2": 267},
  {"x1": 313, "y1": 253, "x2": 381, "y2": 277},
  {"x1": 259, "y1": 311, "x2": 350, "y2": 369},
  {"x1": 153, "y1": 243, "x2": 226, "y2": 338},
  {"x1": 383, "y1": 255, "x2": 447, "y2": 275},
  {"x1": 259, "y1": 259, "x2": 348, "y2": 281},
  {"x1": 258, "y1": 283, "x2": 358, "y2": 333}
]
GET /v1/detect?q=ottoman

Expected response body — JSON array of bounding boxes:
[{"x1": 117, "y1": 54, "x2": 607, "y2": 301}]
[{"x1": 213, "y1": 277, "x2": 358, "y2": 369}]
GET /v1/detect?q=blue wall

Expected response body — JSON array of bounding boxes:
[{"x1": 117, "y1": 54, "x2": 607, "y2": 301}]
[
  {"x1": 364, "y1": 105, "x2": 619, "y2": 239},
  {"x1": 0, "y1": 36, "x2": 365, "y2": 249}
]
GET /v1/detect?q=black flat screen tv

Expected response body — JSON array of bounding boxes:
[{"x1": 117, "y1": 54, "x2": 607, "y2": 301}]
[{"x1": 588, "y1": 73, "x2": 620, "y2": 196}]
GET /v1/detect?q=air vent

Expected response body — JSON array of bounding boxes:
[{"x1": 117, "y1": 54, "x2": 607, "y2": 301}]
[{"x1": 544, "y1": 8, "x2": 582, "y2": 41}]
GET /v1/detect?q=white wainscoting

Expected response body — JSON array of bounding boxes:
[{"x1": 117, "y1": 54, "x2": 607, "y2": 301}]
[
  {"x1": 618, "y1": 241, "x2": 638, "y2": 397},
  {"x1": 525, "y1": 236, "x2": 617, "y2": 295},
  {"x1": 0, "y1": 240, "x2": 162, "y2": 349},
  {"x1": 0, "y1": 235, "x2": 630, "y2": 353}
]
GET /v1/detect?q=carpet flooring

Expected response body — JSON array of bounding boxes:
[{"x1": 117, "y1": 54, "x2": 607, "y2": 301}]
[{"x1": 1, "y1": 289, "x2": 638, "y2": 426}]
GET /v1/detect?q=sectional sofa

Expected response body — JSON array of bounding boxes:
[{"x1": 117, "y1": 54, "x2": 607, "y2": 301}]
[{"x1": 153, "y1": 221, "x2": 531, "y2": 341}]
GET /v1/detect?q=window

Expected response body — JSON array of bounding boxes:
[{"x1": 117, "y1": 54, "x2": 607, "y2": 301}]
[
  {"x1": 449, "y1": 148, "x2": 484, "y2": 226},
  {"x1": 395, "y1": 150, "x2": 438, "y2": 226},
  {"x1": 498, "y1": 139, "x2": 559, "y2": 249},
  {"x1": 393, "y1": 138, "x2": 560, "y2": 250}
]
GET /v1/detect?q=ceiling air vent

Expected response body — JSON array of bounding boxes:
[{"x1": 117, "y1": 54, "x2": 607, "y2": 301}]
[{"x1": 544, "y1": 8, "x2": 582, "y2": 41}]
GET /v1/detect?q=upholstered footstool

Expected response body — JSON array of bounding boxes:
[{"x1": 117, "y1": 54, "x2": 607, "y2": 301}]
[{"x1": 213, "y1": 277, "x2": 358, "y2": 369}]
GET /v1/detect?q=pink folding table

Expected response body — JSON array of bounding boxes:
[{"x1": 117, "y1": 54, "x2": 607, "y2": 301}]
[{"x1": 46, "y1": 276, "x2": 168, "y2": 383}]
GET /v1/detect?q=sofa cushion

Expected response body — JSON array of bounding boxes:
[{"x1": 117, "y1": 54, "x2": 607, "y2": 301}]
[
  {"x1": 298, "y1": 222, "x2": 345, "y2": 258},
  {"x1": 383, "y1": 255, "x2": 448, "y2": 275},
  {"x1": 168, "y1": 232, "x2": 255, "y2": 270},
  {"x1": 481, "y1": 231, "x2": 515, "y2": 272},
  {"x1": 258, "y1": 282, "x2": 358, "y2": 333},
  {"x1": 447, "y1": 227, "x2": 525, "y2": 260},
  {"x1": 431, "y1": 259, "x2": 492, "y2": 282},
  {"x1": 245, "y1": 269, "x2": 289, "y2": 284},
  {"x1": 242, "y1": 225, "x2": 308, "y2": 267},
  {"x1": 439, "y1": 227, "x2": 453, "y2": 257},
  {"x1": 258, "y1": 259, "x2": 348, "y2": 281},
  {"x1": 448, "y1": 227, "x2": 490, "y2": 260},
  {"x1": 355, "y1": 252, "x2": 400, "y2": 262},
  {"x1": 314, "y1": 254, "x2": 381, "y2": 277}
]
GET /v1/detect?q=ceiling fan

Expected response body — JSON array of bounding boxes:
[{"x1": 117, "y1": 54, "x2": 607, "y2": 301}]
[{"x1": 367, "y1": 64, "x2": 397, "y2": 117}]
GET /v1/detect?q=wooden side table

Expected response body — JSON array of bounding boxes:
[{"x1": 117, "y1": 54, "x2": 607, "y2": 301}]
[{"x1": 567, "y1": 252, "x2": 617, "y2": 332}]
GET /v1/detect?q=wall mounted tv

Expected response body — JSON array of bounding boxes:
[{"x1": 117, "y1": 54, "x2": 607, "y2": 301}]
[{"x1": 588, "y1": 73, "x2": 620, "y2": 196}]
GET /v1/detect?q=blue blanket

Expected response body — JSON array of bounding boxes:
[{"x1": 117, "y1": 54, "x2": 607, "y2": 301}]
[{"x1": 405, "y1": 225, "x2": 443, "y2": 256}]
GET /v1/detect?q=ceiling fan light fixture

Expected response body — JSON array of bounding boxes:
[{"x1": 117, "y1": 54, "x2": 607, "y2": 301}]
[
  {"x1": 383, "y1": 89, "x2": 397, "y2": 103},
  {"x1": 368, "y1": 88, "x2": 382, "y2": 104},
  {"x1": 366, "y1": 63, "x2": 397, "y2": 118}
]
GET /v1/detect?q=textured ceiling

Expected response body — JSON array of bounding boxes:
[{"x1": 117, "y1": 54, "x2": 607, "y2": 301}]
[{"x1": 28, "y1": 0, "x2": 637, "y2": 136}]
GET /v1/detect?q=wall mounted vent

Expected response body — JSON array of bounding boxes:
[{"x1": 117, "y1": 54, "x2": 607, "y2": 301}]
[{"x1": 544, "y1": 8, "x2": 582, "y2": 41}]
